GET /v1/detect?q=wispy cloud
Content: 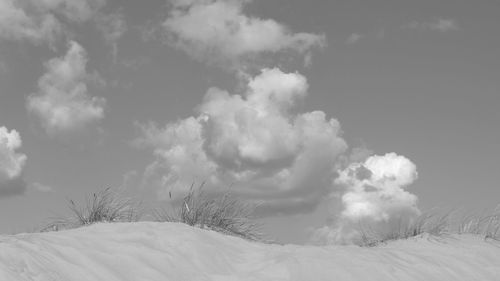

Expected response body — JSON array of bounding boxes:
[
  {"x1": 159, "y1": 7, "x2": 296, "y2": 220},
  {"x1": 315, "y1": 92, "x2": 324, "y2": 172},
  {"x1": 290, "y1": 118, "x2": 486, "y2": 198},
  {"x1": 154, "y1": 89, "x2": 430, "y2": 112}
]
[
  {"x1": 95, "y1": 10, "x2": 127, "y2": 62},
  {"x1": 346, "y1": 33, "x2": 363, "y2": 44},
  {"x1": 0, "y1": 0, "x2": 106, "y2": 45},
  {"x1": 405, "y1": 19, "x2": 459, "y2": 32},
  {"x1": 118, "y1": 170, "x2": 139, "y2": 192},
  {"x1": 26, "y1": 41, "x2": 106, "y2": 136},
  {"x1": 0, "y1": 126, "x2": 27, "y2": 197},
  {"x1": 30, "y1": 182, "x2": 54, "y2": 193},
  {"x1": 345, "y1": 18, "x2": 458, "y2": 46}
]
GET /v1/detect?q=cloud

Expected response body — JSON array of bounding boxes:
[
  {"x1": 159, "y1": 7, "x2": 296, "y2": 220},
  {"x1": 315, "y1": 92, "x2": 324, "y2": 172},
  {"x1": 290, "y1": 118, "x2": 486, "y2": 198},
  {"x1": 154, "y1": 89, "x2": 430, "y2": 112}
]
[
  {"x1": 0, "y1": 0, "x2": 105, "y2": 44},
  {"x1": 34, "y1": 0, "x2": 105, "y2": 23},
  {"x1": 406, "y1": 19, "x2": 459, "y2": 32},
  {"x1": 344, "y1": 18, "x2": 457, "y2": 46},
  {"x1": 0, "y1": 0, "x2": 61, "y2": 44},
  {"x1": 29, "y1": 182, "x2": 54, "y2": 193},
  {"x1": 0, "y1": 126, "x2": 27, "y2": 197},
  {"x1": 137, "y1": 67, "x2": 347, "y2": 215},
  {"x1": 346, "y1": 33, "x2": 363, "y2": 44},
  {"x1": 94, "y1": 10, "x2": 127, "y2": 61},
  {"x1": 26, "y1": 40, "x2": 106, "y2": 136},
  {"x1": 118, "y1": 170, "x2": 139, "y2": 192},
  {"x1": 162, "y1": 0, "x2": 325, "y2": 68},
  {"x1": 310, "y1": 153, "x2": 420, "y2": 245}
]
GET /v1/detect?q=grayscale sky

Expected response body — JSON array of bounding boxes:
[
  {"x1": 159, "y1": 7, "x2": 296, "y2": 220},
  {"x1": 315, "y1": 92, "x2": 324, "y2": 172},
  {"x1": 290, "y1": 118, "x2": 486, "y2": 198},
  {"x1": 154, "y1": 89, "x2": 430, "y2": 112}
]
[{"x1": 0, "y1": 0, "x2": 499, "y2": 244}]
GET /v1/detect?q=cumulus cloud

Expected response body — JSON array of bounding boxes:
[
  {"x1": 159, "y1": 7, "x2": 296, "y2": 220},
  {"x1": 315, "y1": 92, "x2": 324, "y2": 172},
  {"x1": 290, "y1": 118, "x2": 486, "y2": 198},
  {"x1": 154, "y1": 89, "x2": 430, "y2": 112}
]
[
  {"x1": 26, "y1": 40, "x2": 106, "y2": 136},
  {"x1": 0, "y1": 126, "x2": 27, "y2": 196},
  {"x1": 137, "y1": 68, "x2": 347, "y2": 215},
  {"x1": 310, "y1": 153, "x2": 420, "y2": 245},
  {"x1": 162, "y1": 0, "x2": 325, "y2": 68},
  {"x1": 406, "y1": 19, "x2": 459, "y2": 32},
  {"x1": 0, "y1": 0, "x2": 105, "y2": 44}
]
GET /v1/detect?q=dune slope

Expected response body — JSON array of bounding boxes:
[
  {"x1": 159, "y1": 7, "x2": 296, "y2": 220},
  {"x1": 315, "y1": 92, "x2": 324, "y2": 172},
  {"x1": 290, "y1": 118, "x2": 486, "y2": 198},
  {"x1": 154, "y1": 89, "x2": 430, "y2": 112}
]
[{"x1": 0, "y1": 222, "x2": 499, "y2": 281}]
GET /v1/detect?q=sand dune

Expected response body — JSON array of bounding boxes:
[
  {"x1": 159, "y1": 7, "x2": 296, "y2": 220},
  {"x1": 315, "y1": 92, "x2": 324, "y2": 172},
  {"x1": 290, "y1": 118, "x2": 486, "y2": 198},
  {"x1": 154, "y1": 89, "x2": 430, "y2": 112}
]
[{"x1": 1, "y1": 222, "x2": 499, "y2": 281}]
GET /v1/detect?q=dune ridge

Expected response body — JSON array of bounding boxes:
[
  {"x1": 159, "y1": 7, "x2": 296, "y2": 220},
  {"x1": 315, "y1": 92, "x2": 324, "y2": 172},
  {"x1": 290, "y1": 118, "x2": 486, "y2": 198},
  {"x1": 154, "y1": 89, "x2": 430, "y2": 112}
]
[{"x1": 1, "y1": 222, "x2": 499, "y2": 281}]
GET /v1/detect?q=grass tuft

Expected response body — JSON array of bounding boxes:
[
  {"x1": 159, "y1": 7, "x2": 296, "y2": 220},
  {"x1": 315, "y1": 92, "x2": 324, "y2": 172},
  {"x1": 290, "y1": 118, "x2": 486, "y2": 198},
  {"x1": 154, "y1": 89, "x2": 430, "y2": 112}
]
[
  {"x1": 42, "y1": 187, "x2": 141, "y2": 231},
  {"x1": 454, "y1": 206, "x2": 500, "y2": 241},
  {"x1": 154, "y1": 184, "x2": 265, "y2": 242},
  {"x1": 357, "y1": 207, "x2": 500, "y2": 246},
  {"x1": 358, "y1": 210, "x2": 451, "y2": 246}
]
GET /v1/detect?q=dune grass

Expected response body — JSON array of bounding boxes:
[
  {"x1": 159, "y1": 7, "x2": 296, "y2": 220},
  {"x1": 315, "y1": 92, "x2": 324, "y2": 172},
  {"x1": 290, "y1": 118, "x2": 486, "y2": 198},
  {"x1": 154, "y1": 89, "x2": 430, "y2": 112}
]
[
  {"x1": 357, "y1": 207, "x2": 500, "y2": 246},
  {"x1": 154, "y1": 184, "x2": 265, "y2": 242},
  {"x1": 454, "y1": 206, "x2": 500, "y2": 240},
  {"x1": 42, "y1": 187, "x2": 141, "y2": 231},
  {"x1": 39, "y1": 184, "x2": 265, "y2": 242},
  {"x1": 37, "y1": 184, "x2": 499, "y2": 246},
  {"x1": 357, "y1": 210, "x2": 450, "y2": 246}
]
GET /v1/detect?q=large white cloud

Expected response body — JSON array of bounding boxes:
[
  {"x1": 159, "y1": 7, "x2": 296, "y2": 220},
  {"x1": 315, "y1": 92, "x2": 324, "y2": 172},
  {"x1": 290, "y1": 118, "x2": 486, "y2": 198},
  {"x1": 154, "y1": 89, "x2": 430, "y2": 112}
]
[
  {"x1": 162, "y1": 0, "x2": 325, "y2": 67},
  {"x1": 138, "y1": 68, "x2": 347, "y2": 215},
  {"x1": 0, "y1": 0, "x2": 105, "y2": 44},
  {"x1": 26, "y1": 40, "x2": 106, "y2": 136},
  {"x1": 0, "y1": 126, "x2": 27, "y2": 196},
  {"x1": 310, "y1": 153, "x2": 420, "y2": 245}
]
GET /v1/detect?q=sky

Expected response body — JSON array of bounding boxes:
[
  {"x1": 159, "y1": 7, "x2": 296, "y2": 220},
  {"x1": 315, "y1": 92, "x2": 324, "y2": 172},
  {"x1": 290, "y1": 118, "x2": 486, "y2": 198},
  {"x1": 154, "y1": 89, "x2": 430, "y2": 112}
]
[{"x1": 0, "y1": 0, "x2": 499, "y2": 244}]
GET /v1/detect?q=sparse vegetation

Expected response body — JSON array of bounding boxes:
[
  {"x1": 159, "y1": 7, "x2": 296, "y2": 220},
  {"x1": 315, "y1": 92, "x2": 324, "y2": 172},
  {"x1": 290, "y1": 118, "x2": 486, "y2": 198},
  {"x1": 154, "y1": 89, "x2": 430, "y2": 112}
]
[
  {"x1": 357, "y1": 210, "x2": 450, "y2": 246},
  {"x1": 454, "y1": 206, "x2": 500, "y2": 241},
  {"x1": 154, "y1": 184, "x2": 265, "y2": 242},
  {"x1": 356, "y1": 207, "x2": 500, "y2": 246},
  {"x1": 37, "y1": 184, "x2": 500, "y2": 246},
  {"x1": 42, "y1": 187, "x2": 141, "y2": 231}
]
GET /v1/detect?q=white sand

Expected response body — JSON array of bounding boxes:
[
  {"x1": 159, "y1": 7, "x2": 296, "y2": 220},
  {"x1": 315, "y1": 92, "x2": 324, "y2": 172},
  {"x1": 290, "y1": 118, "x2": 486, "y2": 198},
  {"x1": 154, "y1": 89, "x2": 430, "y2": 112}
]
[{"x1": 0, "y1": 222, "x2": 499, "y2": 281}]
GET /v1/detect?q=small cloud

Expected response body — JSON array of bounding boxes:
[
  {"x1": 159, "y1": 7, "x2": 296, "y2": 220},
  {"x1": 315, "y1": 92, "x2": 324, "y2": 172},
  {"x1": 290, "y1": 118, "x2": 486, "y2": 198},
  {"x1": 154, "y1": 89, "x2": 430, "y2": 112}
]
[
  {"x1": 30, "y1": 182, "x2": 54, "y2": 193},
  {"x1": 406, "y1": 19, "x2": 459, "y2": 32},
  {"x1": 0, "y1": 126, "x2": 27, "y2": 197},
  {"x1": 432, "y1": 19, "x2": 459, "y2": 32},
  {"x1": 26, "y1": 40, "x2": 106, "y2": 137},
  {"x1": 120, "y1": 56, "x2": 151, "y2": 70},
  {"x1": 346, "y1": 33, "x2": 363, "y2": 44}
]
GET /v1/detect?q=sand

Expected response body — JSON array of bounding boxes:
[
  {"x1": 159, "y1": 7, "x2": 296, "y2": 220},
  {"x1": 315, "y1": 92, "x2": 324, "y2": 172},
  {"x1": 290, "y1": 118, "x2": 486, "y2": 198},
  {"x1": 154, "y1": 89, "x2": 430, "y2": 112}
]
[{"x1": 1, "y1": 222, "x2": 499, "y2": 281}]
